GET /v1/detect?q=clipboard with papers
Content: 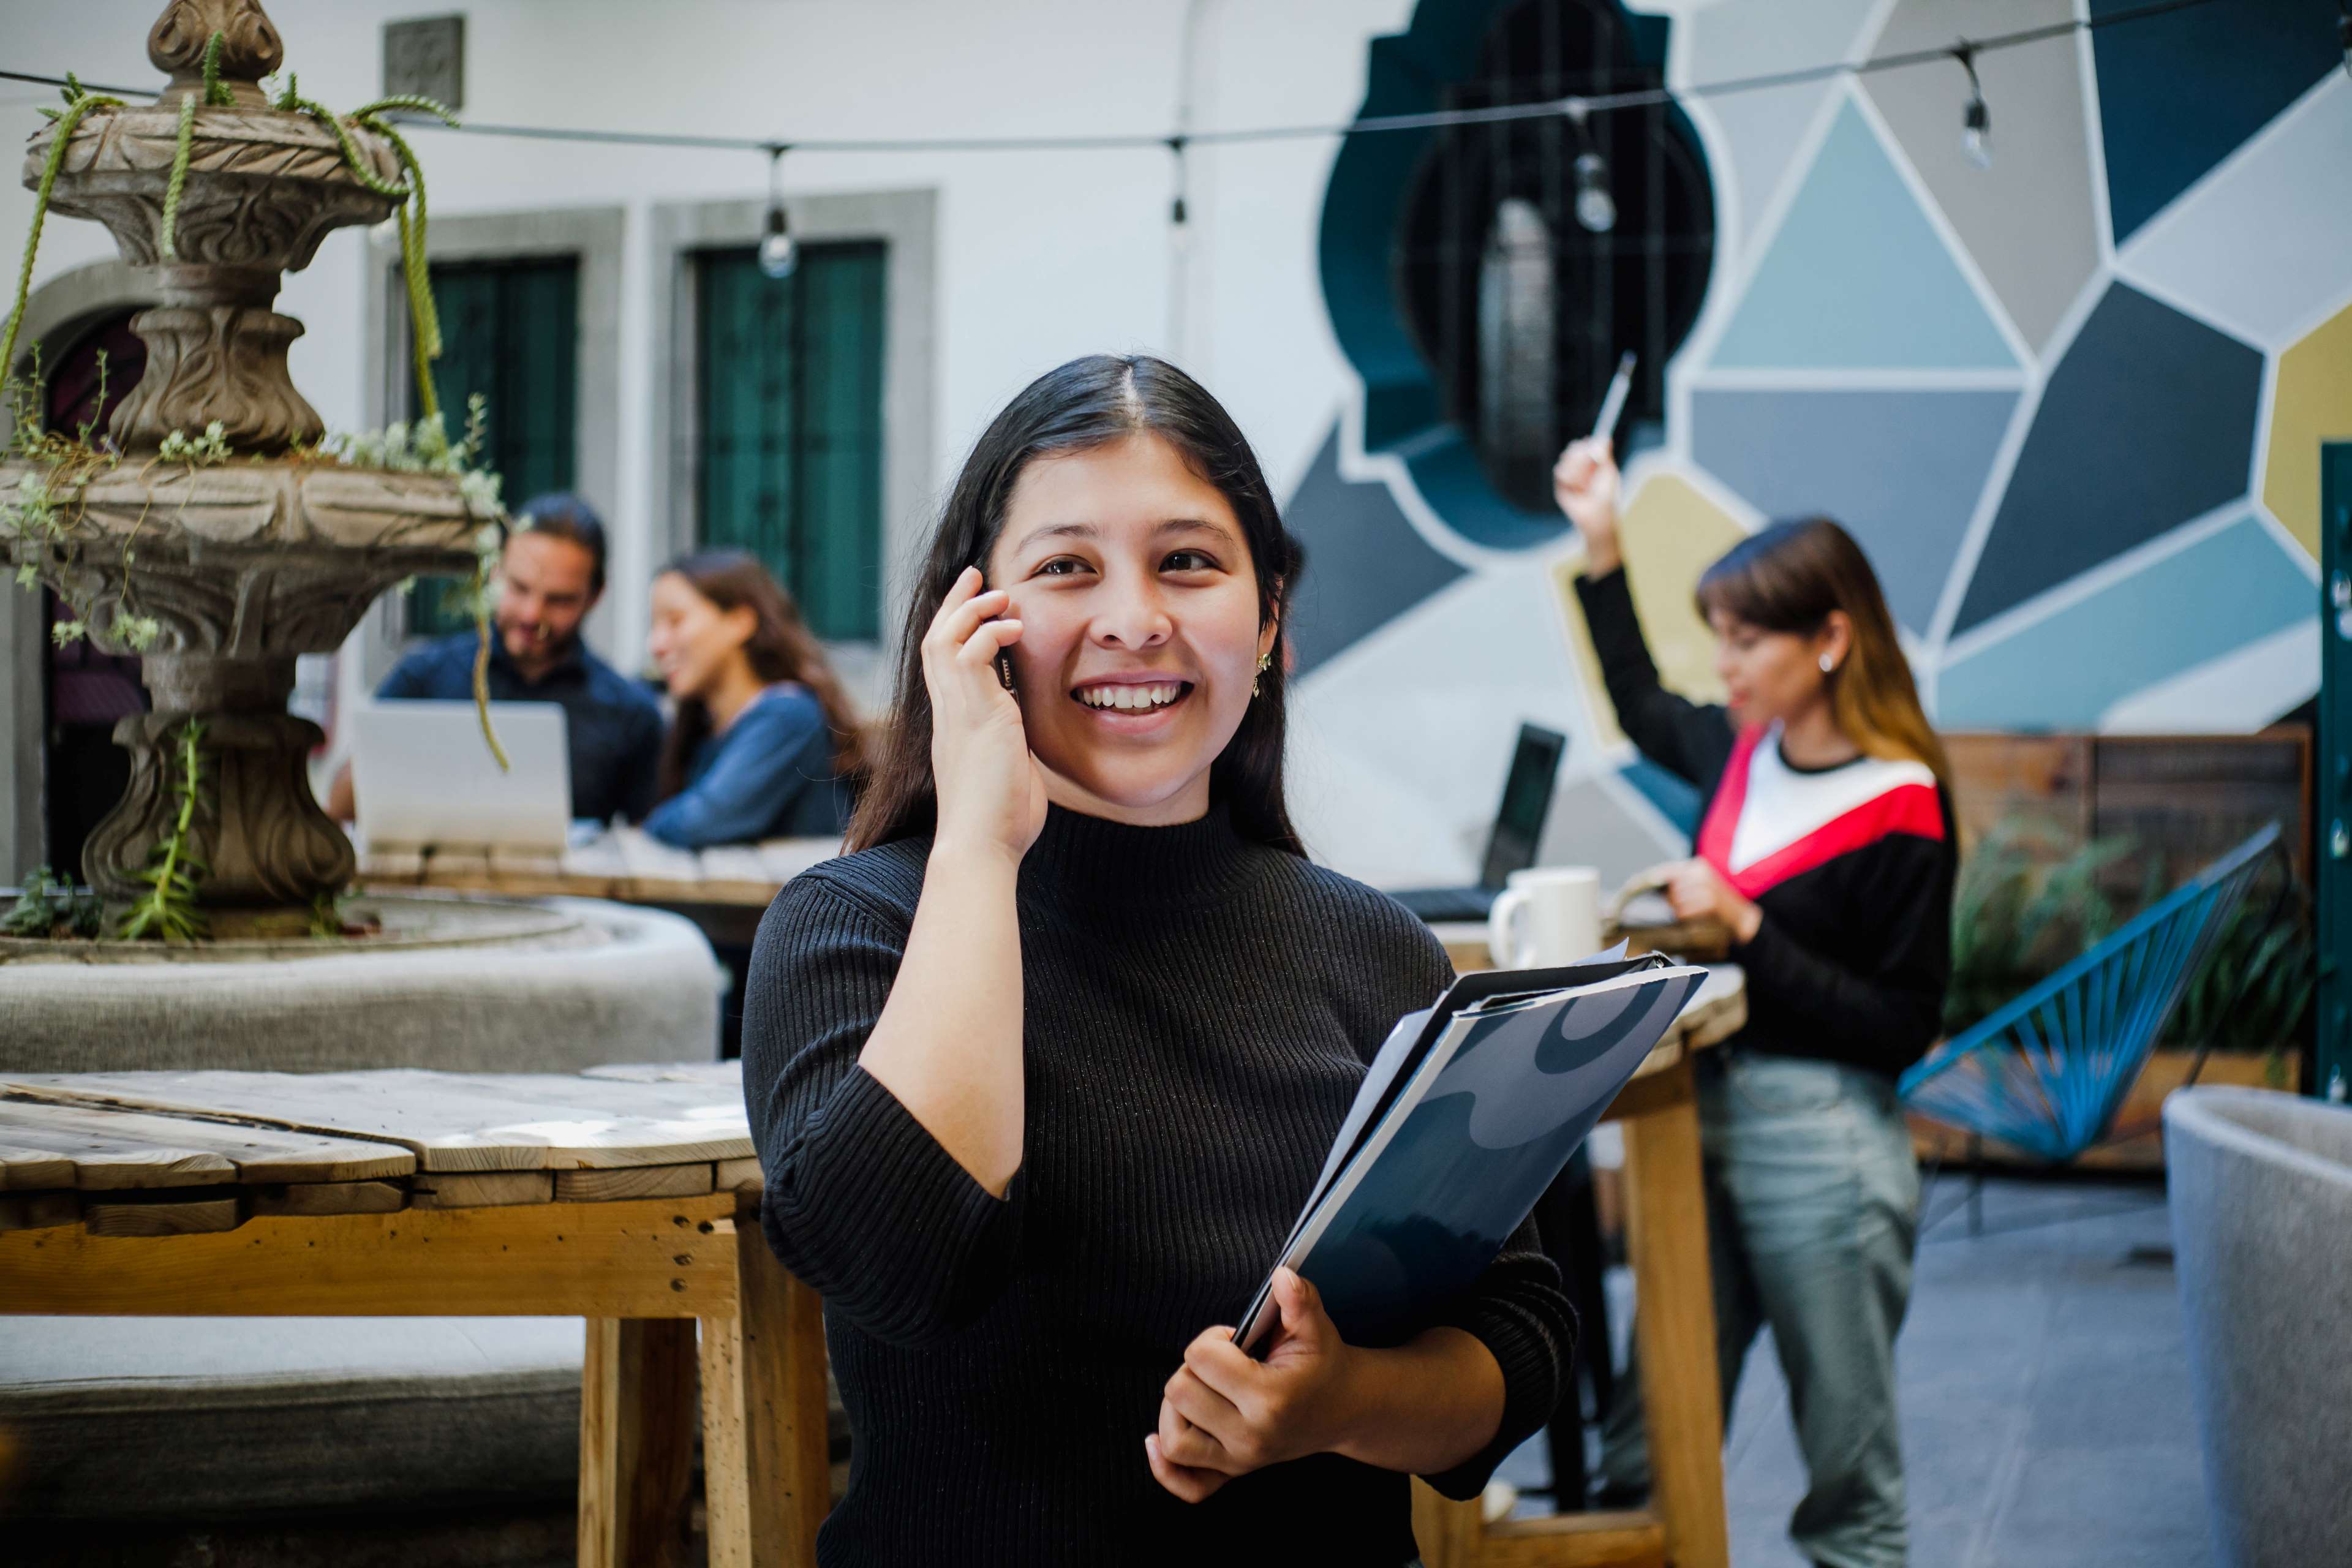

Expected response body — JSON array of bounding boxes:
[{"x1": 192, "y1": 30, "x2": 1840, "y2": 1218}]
[{"x1": 1235, "y1": 946, "x2": 1706, "y2": 1354}]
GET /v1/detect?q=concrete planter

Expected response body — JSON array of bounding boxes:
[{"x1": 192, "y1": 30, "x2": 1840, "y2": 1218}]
[{"x1": 2165, "y1": 1087, "x2": 2352, "y2": 1568}]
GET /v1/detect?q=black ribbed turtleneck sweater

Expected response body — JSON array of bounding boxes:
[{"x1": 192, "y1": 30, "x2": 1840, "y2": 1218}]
[{"x1": 742, "y1": 803, "x2": 1574, "y2": 1567}]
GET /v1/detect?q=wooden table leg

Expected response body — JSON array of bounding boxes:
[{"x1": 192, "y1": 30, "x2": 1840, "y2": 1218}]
[
  {"x1": 701, "y1": 1197, "x2": 831, "y2": 1568},
  {"x1": 579, "y1": 1317, "x2": 699, "y2": 1568},
  {"x1": 1621, "y1": 1059, "x2": 1727, "y2": 1568}
]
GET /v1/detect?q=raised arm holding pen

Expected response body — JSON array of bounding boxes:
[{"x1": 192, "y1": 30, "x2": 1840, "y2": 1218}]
[{"x1": 1553, "y1": 435, "x2": 1956, "y2": 1567}]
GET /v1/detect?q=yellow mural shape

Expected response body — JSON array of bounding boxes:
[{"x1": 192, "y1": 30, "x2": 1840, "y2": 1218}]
[
  {"x1": 2264, "y1": 300, "x2": 2352, "y2": 560},
  {"x1": 1555, "y1": 471, "x2": 1748, "y2": 750}
]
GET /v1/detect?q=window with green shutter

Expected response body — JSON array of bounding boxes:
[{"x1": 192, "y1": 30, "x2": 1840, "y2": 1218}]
[
  {"x1": 405, "y1": 256, "x2": 580, "y2": 636},
  {"x1": 693, "y1": 242, "x2": 886, "y2": 643}
]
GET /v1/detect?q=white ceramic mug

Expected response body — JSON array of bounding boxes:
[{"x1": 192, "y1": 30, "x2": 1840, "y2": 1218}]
[{"x1": 1487, "y1": 865, "x2": 1603, "y2": 970}]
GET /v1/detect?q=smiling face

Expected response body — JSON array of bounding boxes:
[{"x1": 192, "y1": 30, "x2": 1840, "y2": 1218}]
[
  {"x1": 496, "y1": 531, "x2": 598, "y2": 668},
  {"x1": 647, "y1": 571, "x2": 758, "y2": 703},
  {"x1": 986, "y1": 432, "x2": 1276, "y2": 825}
]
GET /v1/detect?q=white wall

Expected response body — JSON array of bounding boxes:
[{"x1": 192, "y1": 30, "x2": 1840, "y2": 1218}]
[{"x1": 1, "y1": 0, "x2": 1408, "y2": 664}]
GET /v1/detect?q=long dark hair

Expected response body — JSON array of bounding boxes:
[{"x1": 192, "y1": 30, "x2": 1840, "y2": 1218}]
[
  {"x1": 849, "y1": 354, "x2": 1305, "y2": 856},
  {"x1": 654, "y1": 551, "x2": 870, "y2": 800},
  {"x1": 1695, "y1": 518, "x2": 1952, "y2": 793}
]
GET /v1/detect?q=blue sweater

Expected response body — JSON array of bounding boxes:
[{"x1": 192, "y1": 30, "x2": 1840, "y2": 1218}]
[{"x1": 644, "y1": 685, "x2": 851, "y2": 848}]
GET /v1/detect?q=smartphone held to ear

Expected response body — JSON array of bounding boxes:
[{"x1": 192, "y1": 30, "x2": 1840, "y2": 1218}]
[{"x1": 996, "y1": 649, "x2": 1017, "y2": 692}]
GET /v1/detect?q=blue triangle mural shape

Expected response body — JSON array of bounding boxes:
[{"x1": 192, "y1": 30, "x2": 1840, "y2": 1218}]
[{"x1": 1711, "y1": 98, "x2": 2018, "y2": 372}]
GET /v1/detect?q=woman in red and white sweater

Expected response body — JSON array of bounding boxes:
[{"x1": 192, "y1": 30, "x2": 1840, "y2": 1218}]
[{"x1": 1555, "y1": 439, "x2": 1954, "y2": 1568}]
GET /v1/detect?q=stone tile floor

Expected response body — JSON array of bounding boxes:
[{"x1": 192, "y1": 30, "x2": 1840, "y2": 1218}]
[{"x1": 1497, "y1": 1174, "x2": 2211, "y2": 1568}]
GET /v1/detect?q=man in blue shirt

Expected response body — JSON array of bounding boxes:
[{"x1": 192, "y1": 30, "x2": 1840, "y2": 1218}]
[{"x1": 328, "y1": 494, "x2": 664, "y2": 826}]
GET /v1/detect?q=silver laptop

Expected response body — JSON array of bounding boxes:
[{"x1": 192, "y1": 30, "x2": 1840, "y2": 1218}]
[{"x1": 352, "y1": 699, "x2": 571, "y2": 852}]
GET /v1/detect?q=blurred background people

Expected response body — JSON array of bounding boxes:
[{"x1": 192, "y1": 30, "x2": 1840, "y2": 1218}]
[
  {"x1": 642, "y1": 549, "x2": 865, "y2": 850},
  {"x1": 644, "y1": 549, "x2": 867, "y2": 1059},
  {"x1": 328, "y1": 493, "x2": 662, "y2": 828},
  {"x1": 1556, "y1": 437, "x2": 1956, "y2": 1568}
]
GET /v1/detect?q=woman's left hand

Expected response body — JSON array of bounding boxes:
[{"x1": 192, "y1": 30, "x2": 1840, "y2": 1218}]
[
  {"x1": 1662, "y1": 858, "x2": 1763, "y2": 944},
  {"x1": 1147, "y1": 1268, "x2": 1359, "y2": 1503}
]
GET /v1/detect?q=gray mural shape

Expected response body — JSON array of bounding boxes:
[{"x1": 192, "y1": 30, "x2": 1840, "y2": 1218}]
[
  {"x1": 1283, "y1": 421, "x2": 1467, "y2": 677},
  {"x1": 1951, "y1": 282, "x2": 2263, "y2": 635},
  {"x1": 1863, "y1": 0, "x2": 2101, "y2": 353},
  {"x1": 1692, "y1": 386, "x2": 2020, "y2": 635}
]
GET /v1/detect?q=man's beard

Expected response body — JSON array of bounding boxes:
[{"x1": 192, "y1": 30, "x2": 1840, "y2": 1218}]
[{"x1": 502, "y1": 620, "x2": 578, "y2": 662}]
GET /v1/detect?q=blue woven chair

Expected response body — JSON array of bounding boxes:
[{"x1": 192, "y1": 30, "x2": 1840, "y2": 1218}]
[{"x1": 1903, "y1": 823, "x2": 2283, "y2": 1174}]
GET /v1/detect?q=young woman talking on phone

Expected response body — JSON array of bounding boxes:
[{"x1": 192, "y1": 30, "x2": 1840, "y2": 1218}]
[
  {"x1": 741, "y1": 357, "x2": 1572, "y2": 1567},
  {"x1": 1555, "y1": 439, "x2": 1954, "y2": 1568}
]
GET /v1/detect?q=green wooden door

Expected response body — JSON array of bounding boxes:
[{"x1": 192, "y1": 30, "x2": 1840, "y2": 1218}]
[
  {"x1": 695, "y1": 242, "x2": 886, "y2": 642},
  {"x1": 407, "y1": 256, "x2": 580, "y2": 635}
]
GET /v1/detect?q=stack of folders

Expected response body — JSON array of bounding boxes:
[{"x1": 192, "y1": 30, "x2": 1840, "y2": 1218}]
[{"x1": 1236, "y1": 948, "x2": 1706, "y2": 1354}]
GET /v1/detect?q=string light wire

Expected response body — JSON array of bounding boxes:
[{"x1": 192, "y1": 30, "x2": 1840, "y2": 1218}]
[{"x1": 0, "y1": 0, "x2": 2226, "y2": 163}]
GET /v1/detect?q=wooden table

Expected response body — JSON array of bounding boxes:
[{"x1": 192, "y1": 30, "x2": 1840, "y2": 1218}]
[
  {"x1": 0, "y1": 1067, "x2": 829, "y2": 1568},
  {"x1": 1415, "y1": 937, "x2": 1746, "y2": 1568},
  {"x1": 358, "y1": 829, "x2": 835, "y2": 948},
  {"x1": 0, "y1": 967, "x2": 1741, "y2": 1568}
]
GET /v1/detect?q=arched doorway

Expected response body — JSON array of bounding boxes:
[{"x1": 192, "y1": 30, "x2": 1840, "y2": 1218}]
[{"x1": 38, "y1": 311, "x2": 149, "y2": 878}]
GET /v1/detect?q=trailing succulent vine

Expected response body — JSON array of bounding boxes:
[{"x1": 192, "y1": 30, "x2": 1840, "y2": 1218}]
[
  {"x1": 1, "y1": 865, "x2": 105, "y2": 940},
  {"x1": 116, "y1": 718, "x2": 209, "y2": 943},
  {"x1": 4, "y1": 40, "x2": 453, "y2": 421},
  {"x1": 0, "y1": 76, "x2": 125, "y2": 380},
  {"x1": 160, "y1": 31, "x2": 238, "y2": 262}
]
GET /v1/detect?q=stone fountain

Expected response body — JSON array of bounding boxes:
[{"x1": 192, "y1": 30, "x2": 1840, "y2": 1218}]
[
  {"x1": 2, "y1": 0, "x2": 482, "y2": 932},
  {"x1": 0, "y1": 10, "x2": 725, "y2": 1543},
  {"x1": 0, "y1": 0, "x2": 720, "y2": 1037}
]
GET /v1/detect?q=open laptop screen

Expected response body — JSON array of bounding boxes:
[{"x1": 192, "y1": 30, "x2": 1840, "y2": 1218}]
[{"x1": 1477, "y1": 725, "x2": 1567, "y2": 890}]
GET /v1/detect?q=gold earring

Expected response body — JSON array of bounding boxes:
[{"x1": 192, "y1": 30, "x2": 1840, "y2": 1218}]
[{"x1": 1253, "y1": 651, "x2": 1273, "y2": 697}]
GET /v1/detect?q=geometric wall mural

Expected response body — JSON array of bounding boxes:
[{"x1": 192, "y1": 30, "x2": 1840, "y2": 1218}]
[
  {"x1": 2264, "y1": 303, "x2": 2352, "y2": 562},
  {"x1": 1948, "y1": 281, "x2": 2263, "y2": 636},
  {"x1": 1693, "y1": 386, "x2": 2018, "y2": 636},
  {"x1": 1287, "y1": 0, "x2": 2343, "y2": 880},
  {"x1": 2087, "y1": 0, "x2": 2345, "y2": 246},
  {"x1": 1706, "y1": 99, "x2": 2017, "y2": 372},
  {"x1": 1285, "y1": 423, "x2": 1466, "y2": 679},
  {"x1": 1938, "y1": 513, "x2": 2316, "y2": 729},
  {"x1": 1861, "y1": 0, "x2": 2100, "y2": 355}
]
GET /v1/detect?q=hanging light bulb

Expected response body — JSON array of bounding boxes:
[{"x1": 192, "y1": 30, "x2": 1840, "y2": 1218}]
[
  {"x1": 1565, "y1": 103, "x2": 1615, "y2": 234},
  {"x1": 1573, "y1": 153, "x2": 1617, "y2": 233},
  {"x1": 1166, "y1": 135, "x2": 1191, "y2": 239},
  {"x1": 1954, "y1": 44, "x2": 1992, "y2": 169},
  {"x1": 758, "y1": 145, "x2": 798, "y2": 281}
]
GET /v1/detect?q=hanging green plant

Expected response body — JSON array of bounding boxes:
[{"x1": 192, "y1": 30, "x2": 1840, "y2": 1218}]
[
  {"x1": 158, "y1": 31, "x2": 239, "y2": 262},
  {"x1": 116, "y1": 719, "x2": 209, "y2": 943},
  {"x1": 0, "y1": 78, "x2": 126, "y2": 381},
  {"x1": 287, "y1": 92, "x2": 458, "y2": 420}
]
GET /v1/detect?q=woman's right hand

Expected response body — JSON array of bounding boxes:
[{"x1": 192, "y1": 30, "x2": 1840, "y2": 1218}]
[
  {"x1": 924, "y1": 567, "x2": 1049, "y2": 864},
  {"x1": 1553, "y1": 437, "x2": 1624, "y2": 576}
]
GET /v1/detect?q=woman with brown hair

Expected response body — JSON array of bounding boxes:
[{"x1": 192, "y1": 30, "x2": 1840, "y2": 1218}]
[
  {"x1": 643, "y1": 550, "x2": 865, "y2": 848},
  {"x1": 737, "y1": 355, "x2": 1572, "y2": 1566},
  {"x1": 1555, "y1": 439, "x2": 1954, "y2": 1568}
]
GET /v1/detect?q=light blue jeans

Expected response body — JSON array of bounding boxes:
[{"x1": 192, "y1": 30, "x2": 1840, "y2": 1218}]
[{"x1": 1597, "y1": 1049, "x2": 1921, "y2": 1568}]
